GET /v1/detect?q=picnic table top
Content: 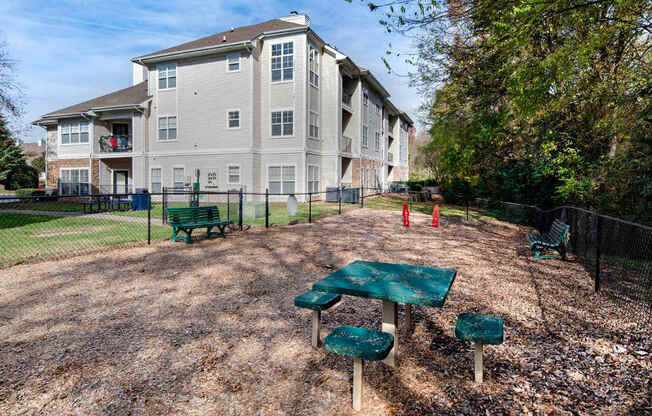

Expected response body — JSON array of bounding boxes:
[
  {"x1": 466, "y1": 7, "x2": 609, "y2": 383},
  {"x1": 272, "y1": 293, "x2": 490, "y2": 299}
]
[{"x1": 312, "y1": 260, "x2": 456, "y2": 307}]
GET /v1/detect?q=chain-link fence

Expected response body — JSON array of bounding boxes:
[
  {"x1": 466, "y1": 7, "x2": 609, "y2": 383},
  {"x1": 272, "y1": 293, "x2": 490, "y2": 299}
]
[{"x1": 475, "y1": 198, "x2": 651, "y2": 328}]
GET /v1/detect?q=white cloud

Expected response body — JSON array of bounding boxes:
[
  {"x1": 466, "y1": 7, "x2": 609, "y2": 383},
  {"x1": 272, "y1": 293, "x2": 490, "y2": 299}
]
[{"x1": 1, "y1": 0, "x2": 421, "y2": 141}]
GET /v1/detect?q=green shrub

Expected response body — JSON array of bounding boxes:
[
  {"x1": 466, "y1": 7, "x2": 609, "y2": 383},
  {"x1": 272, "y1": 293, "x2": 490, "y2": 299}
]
[
  {"x1": 15, "y1": 188, "x2": 40, "y2": 197},
  {"x1": 424, "y1": 178, "x2": 439, "y2": 187},
  {"x1": 440, "y1": 177, "x2": 474, "y2": 204}
]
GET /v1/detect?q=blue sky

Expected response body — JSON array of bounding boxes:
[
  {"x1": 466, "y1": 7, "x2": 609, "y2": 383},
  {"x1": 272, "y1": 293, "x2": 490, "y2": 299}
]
[{"x1": 0, "y1": 0, "x2": 419, "y2": 142}]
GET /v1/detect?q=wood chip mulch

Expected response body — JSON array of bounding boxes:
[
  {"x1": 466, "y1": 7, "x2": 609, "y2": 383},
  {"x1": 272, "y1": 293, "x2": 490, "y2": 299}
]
[{"x1": 0, "y1": 209, "x2": 649, "y2": 415}]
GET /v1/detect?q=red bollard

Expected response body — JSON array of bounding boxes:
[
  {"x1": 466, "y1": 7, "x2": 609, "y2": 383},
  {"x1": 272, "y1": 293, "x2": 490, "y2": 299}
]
[
  {"x1": 402, "y1": 203, "x2": 410, "y2": 227},
  {"x1": 432, "y1": 204, "x2": 440, "y2": 228}
]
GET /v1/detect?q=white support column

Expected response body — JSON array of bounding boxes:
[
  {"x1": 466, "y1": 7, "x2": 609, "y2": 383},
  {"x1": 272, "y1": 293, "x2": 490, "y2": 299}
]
[
  {"x1": 312, "y1": 310, "x2": 321, "y2": 347},
  {"x1": 474, "y1": 343, "x2": 483, "y2": 383},
  {"x1": 382, "y1": 300, "x2": 397, "y2": 367},
  {"x1": 353, "y1": 357, "x2": 363, "y2": 411}
]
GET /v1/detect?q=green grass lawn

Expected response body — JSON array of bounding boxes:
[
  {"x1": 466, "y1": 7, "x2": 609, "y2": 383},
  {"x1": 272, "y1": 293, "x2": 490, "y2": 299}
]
[
  {"x1": 363, "y1": 196, "x2": 503, "y2": 222},
  {"x1": 0, "y1": 212, "x2": 169, "y2": 267}
]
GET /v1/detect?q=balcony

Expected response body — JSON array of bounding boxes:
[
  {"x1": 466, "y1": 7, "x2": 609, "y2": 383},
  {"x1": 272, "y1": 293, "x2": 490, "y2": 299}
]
[
  {"x1": 97, "y1": 135, "x2": 132, "y2": 153},
  {"x1": 340, "y1": 136, "x2": 352, "y2": 154},
  {"x1": 342, "y1": 92, "x2": 353, "y2": 112}
]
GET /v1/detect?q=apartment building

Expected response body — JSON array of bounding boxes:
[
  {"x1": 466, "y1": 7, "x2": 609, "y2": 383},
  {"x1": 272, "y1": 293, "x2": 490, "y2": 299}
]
[{"x1": 34, "y1": 13, "x2": 413, "y2": 198}]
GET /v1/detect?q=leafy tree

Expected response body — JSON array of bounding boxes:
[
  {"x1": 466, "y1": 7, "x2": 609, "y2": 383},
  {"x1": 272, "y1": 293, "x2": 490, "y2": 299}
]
[
  {"x1": 351, "y1": 0, "x2": 652, "y2": 222},
  {"x1": 30, "y1": 155, "x2": 45, "y2": 173},
  {"x1": 0, "y1": 115, "x2": 37, "y2": 190}
]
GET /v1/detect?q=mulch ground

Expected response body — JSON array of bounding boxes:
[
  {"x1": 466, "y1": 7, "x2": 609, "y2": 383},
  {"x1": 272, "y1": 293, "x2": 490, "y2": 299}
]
[{"x1": 0, "y1": 209, "x2": 649, "y2": 415}]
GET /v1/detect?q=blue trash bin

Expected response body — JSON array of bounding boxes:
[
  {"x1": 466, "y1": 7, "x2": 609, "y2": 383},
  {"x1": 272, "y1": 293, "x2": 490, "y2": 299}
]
[{"x1": 132, "y1": 188, "x2": 151, "y2": 211}]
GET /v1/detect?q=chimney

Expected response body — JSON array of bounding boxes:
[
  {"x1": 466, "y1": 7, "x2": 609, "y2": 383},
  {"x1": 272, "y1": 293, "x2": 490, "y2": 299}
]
[{"x1": 279, "y1": 12, "x2": 310, "y2": 27}]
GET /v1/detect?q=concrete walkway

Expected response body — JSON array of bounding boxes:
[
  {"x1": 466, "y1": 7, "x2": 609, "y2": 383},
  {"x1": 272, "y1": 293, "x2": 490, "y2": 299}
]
[{"x1": 0, "y1": 209, "x2": 165, "y2": 226}]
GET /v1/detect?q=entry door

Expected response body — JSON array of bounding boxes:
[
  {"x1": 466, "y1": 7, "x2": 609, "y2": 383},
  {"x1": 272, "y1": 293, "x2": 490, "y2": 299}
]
[
  {"x1": 113, "y1": 170, "x2": 129, "y2": 194},
  {"x1": 112, "y1": 123, "x2": 129, "y2": 136}
]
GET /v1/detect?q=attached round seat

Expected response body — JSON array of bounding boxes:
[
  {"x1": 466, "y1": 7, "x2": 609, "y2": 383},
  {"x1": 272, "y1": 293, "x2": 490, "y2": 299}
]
[
  {"x1": 294, "y1": 290, "x2": 342, "y2": 348},
  {"x1": 324, "y1": 326, "x2": 394, "y2": 361},
  {"x1": 324, "y1": 326, "x2": 395, "y2": 411},
  {"x1": 455, "y1": 313, "x2": 504, "y2": 383},
  {"x1": 455, "y1": 313, "x2": 504, "y2": 345},
  {"x1": 294, "y1": 290, "x2": 341, "y2": 311}
]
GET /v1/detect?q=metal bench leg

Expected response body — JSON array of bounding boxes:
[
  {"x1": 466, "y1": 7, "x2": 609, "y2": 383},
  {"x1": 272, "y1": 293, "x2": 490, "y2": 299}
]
[
  {"x1": 382, "y1": 300, "x2": 397, "y2": 367},
  {"x1": 405, "y1": 304, "x2": 413, "y2": 333},
  {"x1": 474, "y1": 343, "x2": 483, "y2": 383},
  {"x1": 353, "y1": 357, "x2": 363, "y2": 411},
  {"x1": 312, "y1": 310, "x2": 321, "y2": 347}
]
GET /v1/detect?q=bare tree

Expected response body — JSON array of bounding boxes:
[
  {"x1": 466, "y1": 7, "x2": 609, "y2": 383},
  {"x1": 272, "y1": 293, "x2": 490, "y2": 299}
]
[{"x1": 0, "y1": 41, "x2": 23, "y2": 119}]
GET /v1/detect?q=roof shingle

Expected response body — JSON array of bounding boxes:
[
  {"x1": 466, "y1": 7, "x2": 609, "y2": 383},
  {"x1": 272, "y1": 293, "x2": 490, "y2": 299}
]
[
  {"x1": 138, "y1": 19, "x2": 305, "y2": 59},
  {"x1": 42, "y1": 81, "x2": 149, "y2": 118}
]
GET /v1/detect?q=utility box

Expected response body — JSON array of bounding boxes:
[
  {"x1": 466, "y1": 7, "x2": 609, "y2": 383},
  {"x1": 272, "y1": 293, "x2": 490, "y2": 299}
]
[
  {"x1": 341, "y1": 188, "x2": 359, "y2": 203},
  {"x1": 325, "y1": 187, "x2": 340, "y2": 202},
  {"x1": 132, "y1": 188, "x2": 151, "y2": 211}
]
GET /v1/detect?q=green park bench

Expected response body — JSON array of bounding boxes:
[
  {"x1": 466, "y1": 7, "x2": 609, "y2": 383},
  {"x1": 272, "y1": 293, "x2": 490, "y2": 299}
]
[
  {"x1": 324, "y1": 326, "x2": 394, "y2": 411},
  {"x1": 294, "y1": 290, "x2": 341, "y2": 347},
  {"x1": 528, "y1": 218, "x2": 570, "y2": 260},
  {"x1": 167, "y1": 205, "x2": 232, "y2": 244},
  {"x1": 455, "y1": 313, "x2": 504, "y2": 383}
]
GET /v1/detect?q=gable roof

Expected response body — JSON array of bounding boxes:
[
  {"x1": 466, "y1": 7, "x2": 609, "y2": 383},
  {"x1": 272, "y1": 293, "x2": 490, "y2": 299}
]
[
  {"x1": 41, "y1": 81, "x2": 149, "y2": 118},
  {"x1": 137, "y1": 19, "x2": 305, "y2": 60}
]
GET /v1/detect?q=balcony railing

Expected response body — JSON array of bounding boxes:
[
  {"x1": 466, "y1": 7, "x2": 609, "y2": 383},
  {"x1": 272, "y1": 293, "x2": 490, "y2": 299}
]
[
  {"x1": 98, "y1": 135, "x2": 133, "y2": 153},
  {"x1": 388, "y1": 152, "x2": 394, "y2": 162},
  {"x1": 342, "y1": 92, "x2": 353, "y2": 109},
  {"x1": 340, "y1": 136, "x2": 352, "y2": 153}
]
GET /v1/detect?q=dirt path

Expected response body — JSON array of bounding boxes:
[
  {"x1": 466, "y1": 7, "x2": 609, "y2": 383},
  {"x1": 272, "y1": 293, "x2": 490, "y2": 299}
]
[{"x1": 0, "y1": 209, "x2": 648, "y2": 415}]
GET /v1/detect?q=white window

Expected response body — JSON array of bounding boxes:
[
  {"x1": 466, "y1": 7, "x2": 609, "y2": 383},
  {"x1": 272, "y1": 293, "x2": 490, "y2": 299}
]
[
  {"x1": 268, "y1": 165, "x2": 295, "y2": 194},
  {"x1": 158, "y1": 63, "x2": 176, "y2": 89},
  {"x1": 228, "y1": 165, "x2": 240, "y2": 184},
  {"x1": 375, "y1": 103, "x2": 381, "y2": 114},
  {"x1": 271, "y1": 42, "x2": 293, "y2": 82},
  {"x1": 375, "y1": 132, "x2": 380, "y2": 151},
  {"x1": 173, "y1": 167, "x2": 185, "y2": 189},
  {"x1": 227, "y1": 111, "x2": 240, "y2": 129},
  {"x1": 271, "y1": 111, "x2": 293, "y2": 137},
  {"x1": 362, "y1": 126, "x2": 368, "y2": 148},
  {"x1": 60, "y1": 121, "x2": 89, "y2": 144},
  {"x1": 207, "y1": 168, "x2": 218, "y2": 187},
  {"x1": 60, "y1": 168, "x2": 90, "y2": 195},
  {"x1": 151, "y1": 168, "x2": 161, "y2": 193},
  {"x1": 363, "y1": 93, "x2": 369, "y2": 106},
  {"x1": 227, "y1": 53, "x2": 240, "y2": 72},
  {"x1": 309, "y1": 45, "x2": 319, "y2": 87},
  {"x1": 158, "y1": 116, "x2": 177, "y2": 140},
  {"x1": 308, "y1": 165, "x2": 319, "y2": 193},
  {"x1": 309, "y1": 112, "x2": 319, "y2": 138},
  {"x1": 366, "y1": 168, "x2": 371, "y2": 190}
]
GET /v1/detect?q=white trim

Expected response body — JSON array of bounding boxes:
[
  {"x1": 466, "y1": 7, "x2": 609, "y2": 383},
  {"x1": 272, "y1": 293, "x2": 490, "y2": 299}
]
[
  {"x1": 58, "y1": 119, "x2": 91, "y2": 146},
  {"x1": 270, "y1": 108, "x2": 295, "y2": 138},
  {"x1": 307, "y1": 164, "x2": 320, "y2": 194},
  {"x1": 270, "y1": 40, "x2": 294, "y2": 83},
  {"x1": 226, "y1": 52, "x2": 241, "y2": 73},
  {"x1": 157, "y1": 114, "x2": 178, "y2": 142},
  {"x1": 150, "y1": 166, "x2": 162, "y2": 193},
  {"x1": 265, "y1": 163, "x2": 298, "y2": 195},
  {"x1": 157, "y1": 62, "x2": 177, "y2": 91},
  {"x1": 308, "y1": 110, "x2": 320, "y2": 140},
  {"x1": 226, "y1": 164, "x2": 241, "y2": 186},
  {"x1": 58, "y1": 167, "x2": 91, "y2": 196},
  {"x1": 226, "y1": 109, "x2": 241, "y2": 130},
  {"x1": 171, "y1": 165, "x2": 185, "y2": 189}
]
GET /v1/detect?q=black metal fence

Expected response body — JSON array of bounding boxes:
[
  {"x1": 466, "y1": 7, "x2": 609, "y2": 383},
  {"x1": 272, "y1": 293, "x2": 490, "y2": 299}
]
[
  {"x1": 0, "y1": 187, "x2": 381, "y2": 268},
  {"x1": 475, "y1": 198, "x2": 651, "y2": 328}
]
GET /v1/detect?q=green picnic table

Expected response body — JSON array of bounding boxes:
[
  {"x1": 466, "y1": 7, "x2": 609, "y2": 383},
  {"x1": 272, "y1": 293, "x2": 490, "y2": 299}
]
[{"x1": 312, "y1": 260, "x2": 457, "y2": 367}]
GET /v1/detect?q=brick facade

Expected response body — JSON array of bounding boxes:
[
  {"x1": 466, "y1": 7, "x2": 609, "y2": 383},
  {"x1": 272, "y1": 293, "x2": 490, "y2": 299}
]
[
  {"x1": 47, "y1": 158, "x2": 100, "y2": 193},
  {"x1": 351, "y1": 157, "x2": 383, "y2": 188}
]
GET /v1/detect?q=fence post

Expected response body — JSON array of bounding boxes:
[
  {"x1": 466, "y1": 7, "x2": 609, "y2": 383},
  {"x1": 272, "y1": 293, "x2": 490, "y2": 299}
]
[
  {"x1": 338, "y1": 187, "x2": 342, "y2": 215},
  {"x1": 265, "y1": 188, "x2": 269, "y2": 228},
  {"x1": 147, "y1": 200, "x2": 151, "y2": 245},
  {"x1": 309, "y1": 192, "x2": 312, "y2": 223},
  {"x1": 239, "y1": 188, "x2": 243, "y2": 231},
  {"x1": 595, "y1": 214, "x2": 602, "y2": 292},
  {"x1": 360, "y1": 187, "x2": 364, "y2": 208},
  {"x1": 227, "y1": 191, "x2": 230, "y2": 223},
  {"x1": 162, "y1": 187, "x2": 167, "y2": 224}
]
